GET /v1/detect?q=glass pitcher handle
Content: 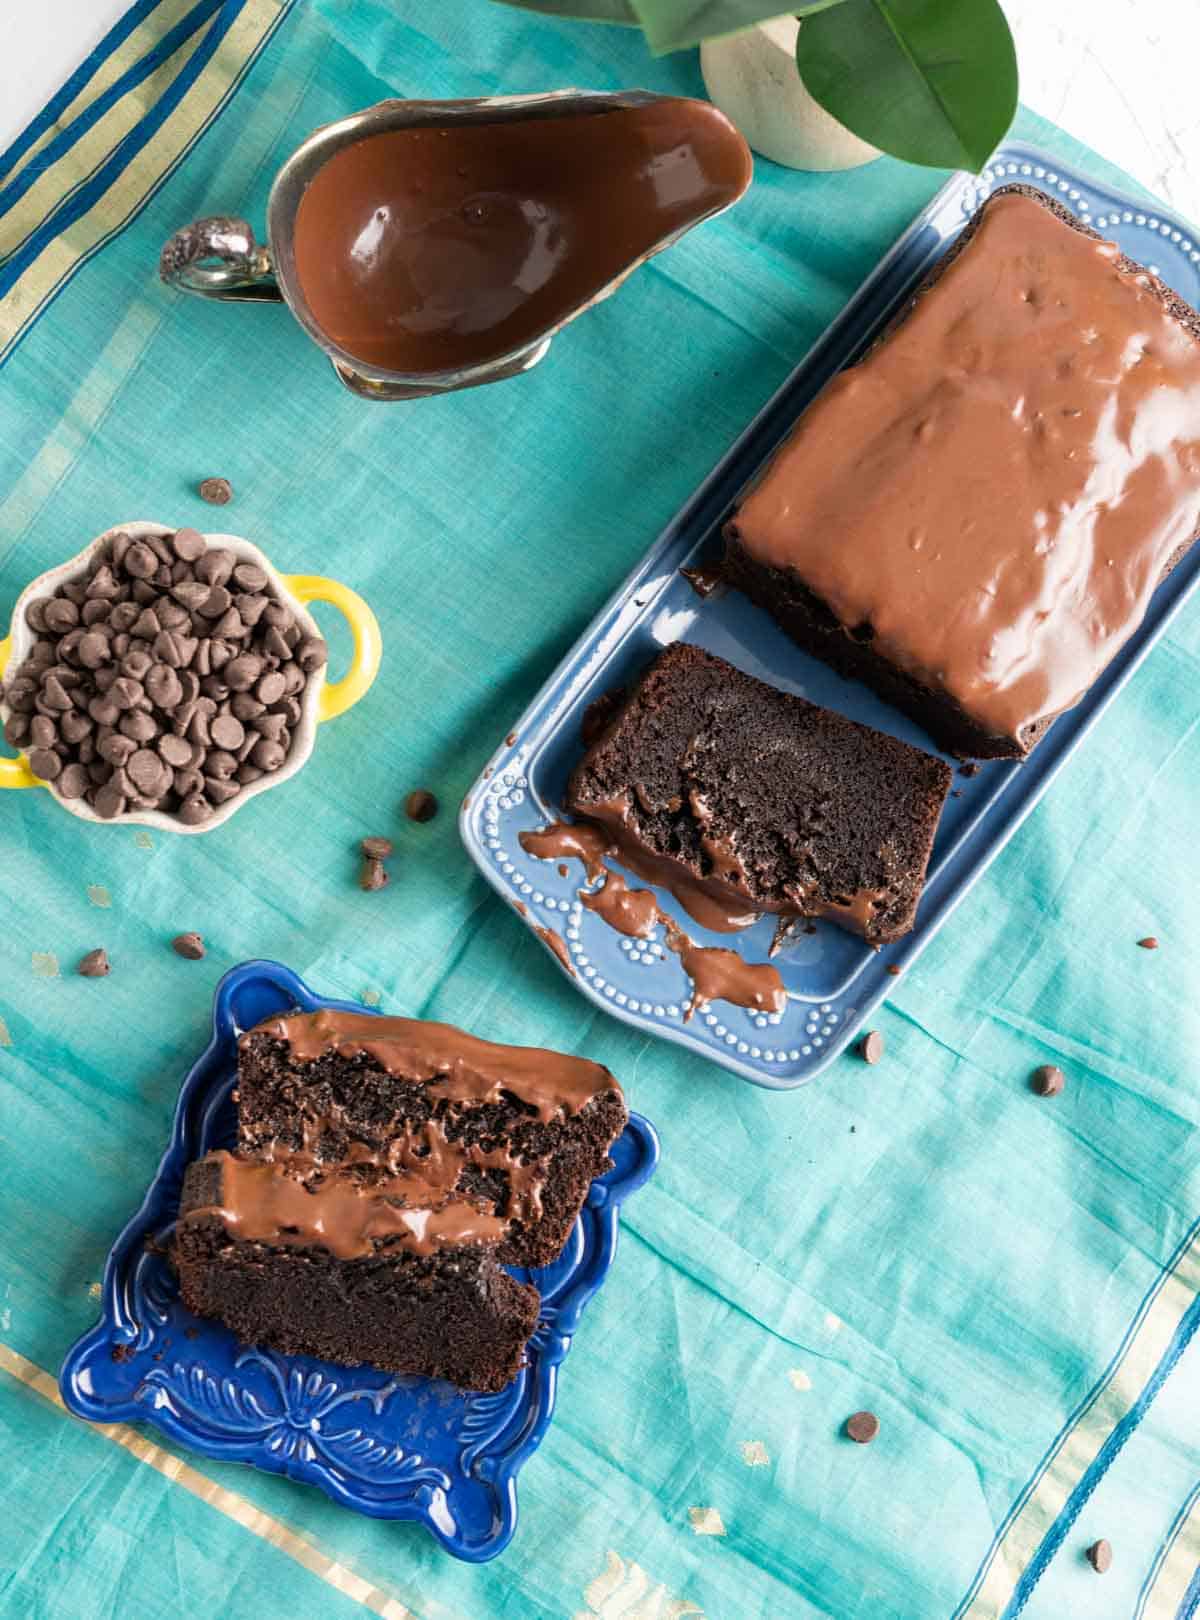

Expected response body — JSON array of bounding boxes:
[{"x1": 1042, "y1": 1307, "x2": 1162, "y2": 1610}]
[{"x1": 158, "y1": 216, "x2": 281, "y2": 302}]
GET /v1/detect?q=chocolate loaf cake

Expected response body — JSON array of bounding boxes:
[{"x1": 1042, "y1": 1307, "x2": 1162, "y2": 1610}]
[
  {"x1": 725, "y1": 187, "x2": 1200, "y2": 758},
  {"x1": 173, "y1": 1010, "x2": 627, "y2": 1390},
  {"x1": 566, "y1": 642, "x2": 951, "y2": 944},
  {"x1": 175, "y1": 1152, "x2": 542, "y2": 1391}
]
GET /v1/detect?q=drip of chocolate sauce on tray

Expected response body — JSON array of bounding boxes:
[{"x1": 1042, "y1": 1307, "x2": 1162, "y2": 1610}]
[
  {"x1": 521, "y1": 819, "x2": 785, "y2": 1020},
  {"x1": 292, "y1": 99, "x2": 751, "y2": 375}
]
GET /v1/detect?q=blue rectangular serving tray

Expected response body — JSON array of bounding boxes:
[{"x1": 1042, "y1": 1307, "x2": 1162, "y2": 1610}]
[
  {"x1": 59, "y1": 961, "x2": 659, "y2": 1560},
  {"x1": 460, "y1": 142, "x2": 1200, "y2": 1089}
]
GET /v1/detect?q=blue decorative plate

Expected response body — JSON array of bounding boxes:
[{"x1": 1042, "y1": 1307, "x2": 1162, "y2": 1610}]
[
  {"x1": 460, "y1": 142, "x2": 1200, "y2": 1089},
  {"x1": 58, "y1": 960, "x2": 659, "y2": 1561}
]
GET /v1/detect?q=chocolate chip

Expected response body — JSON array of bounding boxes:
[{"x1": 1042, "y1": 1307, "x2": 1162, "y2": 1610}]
[
  {"x1": 92, "y1": 782, "x2": 127, "y2": 819},
  {"x1": 236, "y1": 593, "x2": 268, "y2": 628},
  {"x1": 24, "y1": 598, "x2": 48, "y2": 632},
  {"x1": 88, "y1": 694, "x2": 121, "y2": 727},
  {"x1": 845, "y1": 1411, "x2": 879, "y2": 1444},
  {"x1": 127, "y1": 748, "x2": 169, "y2": 799},
  {"x1": 173, "y1": 767, "x2": 205, "y2": 799},
  {"x1": 262, "y1": 625, "x2": 291, "y2": 663},
  {"x1": 361, "y1": 836, "x2": 394, "y2": 860},
  {"x1": 29, "y1": 714, "x2": 57, "y2": 750},
  {"x1": 120, "y1": 649, "x2": 153, "y2": 682},
  {"x1": 77, "y1": 948, "x2": 110, "y2": 977},
  {"x1": 110, "y1": 675, "x2": 144, "y2": 711},
  {"x1": 81, "y1": 598, "x2": 114, "y2": 627},
  {"x1": 212, "y1": 607, "x2": 244, "y2": 641},
  {"x1": 1031, "y1": 1064, "x2": 1064, "y2": 1096},
  {"x1": 198, "y1": 477, "x2": 233, "y2": 506},
  {"x1": 254, "y1": 670, "x2": 285, "y2": 705},
  {"x1": 1086, "y1": 1539, "x2": 1112, "y2": 1574},
  {"x1": 123, "y1": 543, "x2": 158, "y2": 580},
  {"x1": 130, "y1": 579, "x2": 158, "y2": 605},
  {"x1": 110, "y1": 601, "x2": 141, "y2": 633},
  {"x1": 58, "y1": 763, "x2": 90, "y2": 798},
  {"x1": 360, "y1": 859, "x2": 389, "y2": 891},
  {"x1": 859, "y1": 1030, "x2": 884, "y2": 1064},
  {"x1": 236, "y1": 762, "x2": 264, "y2": 786},
  {"x1": 44, "y1": 598, "x2": 79, "y2": 632},
  {"x1": 295, "y1": 636, "x2": 327, "y2": 673},
  {"x1": 28, "y1": 747, "x2": 61, "y2": 780},
  {"x1": 86, "y1": 564, "x2": 121, "y2": 600},
  {"x1": 249, "y1": 736, "x2": 285, "y2": 771},
  {"x1": 77, "y1": 631, "x2": 110, "y2": 669},
  {"x1": 98, "y1": 732, "x2": 136, "y2": 767},
  {"x1": 231, "y1": 692, "x2": 264, "y2": 721},
  {"x1": 3, "y1": 713, "x2": 29, "y2": 746},
  {"x1": 196, "y1": 548, "x2": 234, "y2": 588},
  {"x1": 232, "y1": 561, "x2": 268, "y2": 592},
  {"x1": 177, "y1": 795, "x2": 213, "y2": 826},
  {"x1": 120, "y1": 710, "x2": 159, "y2": 743},
  {"x1": 197, "y1": 584, "x2": 232, "y2": 620},
  {"x1": 156, "y1": 733, "x2": 191, "y2": 768},
  {"x1": 60, "y1": 711, "x2": 92, "y2": 745},
  {"x1": 172, "y1": 526, "x2": 207, "y2": 562},
  {"x1": 885, "y1": 964, "x2": 902, "y2": 976},
  {"x1": 41, "y1": 674, "x2": 73, "y2": 711},
  {"x1": 404, "y1": 789, "x2": 439, "y2": 823},
  {"x1": 171, "y1": 931, "x2": 206, "y2": 958},
  {"x1": 146, "y1": 664, "x2": 183, "y2": 710},
  {"x1": 1137, "y1": 936, "x2": 1159, "y2": 950},
  {"x1": 172, "y1": 580, "x2": 210, "y2": 612}
]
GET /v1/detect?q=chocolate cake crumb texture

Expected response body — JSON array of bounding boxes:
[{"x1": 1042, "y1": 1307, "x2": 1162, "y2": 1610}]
[{"x1": 567, "y1": 643, "x2": 950, "y2": 946}]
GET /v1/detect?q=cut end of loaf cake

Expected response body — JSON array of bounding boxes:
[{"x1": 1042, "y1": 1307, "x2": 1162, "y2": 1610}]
[{"x1": 567, "y1": 642, "x2": 950, "y2": 944}]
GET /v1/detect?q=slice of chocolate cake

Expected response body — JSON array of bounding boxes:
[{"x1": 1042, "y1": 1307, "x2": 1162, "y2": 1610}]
[
  {"x1": 174, "y1": 1152, "x2": 542, "y2": 1391},
  {"x1": 725, "y1": 188, "x2": 1200, "y2": 758},
  {"x1": 235, "y1": 1010, "x2": 628, "y2": 1268},
  {"x1": 173, "y1": 1011, "x2": 627, "y2": 1390},
  {"x1": 566, "y1": 642, "x2": 951, "y2": 944}
]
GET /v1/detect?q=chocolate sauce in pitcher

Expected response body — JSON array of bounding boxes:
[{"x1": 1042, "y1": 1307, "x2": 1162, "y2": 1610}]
[{"x1": 291, "y1": 100, "x2": 751, "y2": 374}]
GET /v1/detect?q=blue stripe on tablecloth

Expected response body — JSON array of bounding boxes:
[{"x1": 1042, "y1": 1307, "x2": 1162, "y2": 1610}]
[
  {"x1": 0, "y1": 0, "x2": 293, "y2": 366},
  {"x1": 1003, "y1": 1290, "x2": 1200, "y2": 1617},
  {"x1": 1136, "y1": 1479, "x2": 1200, "y2": 1618},
  {"x1": 0, "y1": 0, "x2": 166, "y2": 180},
  {"x1": 1178, "y1": 1566, "x2": 1200, "y2": 1620},
  {"x1": 955, "y1": 1212, "x2": 1200, "y2": 1617},
  {"x1": 0, "y1": 0, "x2": 226, "y2": 242}
]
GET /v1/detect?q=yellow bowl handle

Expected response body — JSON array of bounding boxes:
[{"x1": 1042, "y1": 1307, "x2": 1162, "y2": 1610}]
[
  {"x1": 0, "y1": 633, "x2": 42, "y2": 789},
  {"x1": 280, "y1": 575, "x2": 382, "y2": 723}
]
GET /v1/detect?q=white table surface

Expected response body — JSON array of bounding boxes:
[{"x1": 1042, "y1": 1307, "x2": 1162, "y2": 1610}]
[{"x1": 1, "y1": 2, "x2": 1197, "y2": 222}]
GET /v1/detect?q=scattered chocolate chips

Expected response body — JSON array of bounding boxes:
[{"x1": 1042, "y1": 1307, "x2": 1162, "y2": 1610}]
[
  {"x1": 959, "y1": 761, "x2": 981, "y2": 777},
  {"x1": 1086, "y1": 1539, "x2": 1112, "y2": 1574},
  {"x1": 171, "y1": 931, "x2": 206, "y2": 959},
  {"x1": 859, "y1": 1030, "x2": 884, "y2": 1064},
  {"x1": 885, "y1": 964, "x2": 902, "y2": 976},
  {"x1": 1137, "y1": 936, "x2": 1159, "y2": 950},
  {"x1": 361, "y1": 836, "x2": 394, "y2": 860},
  {"x1": 845, "y1": 1411, "x2": 879, "y2": 1444},
  {"x1": 77, "y1": 948, "x2": 110, "y2": 977},
  {"x1": 2, "y1": 529, "x2": 325, "y2": 825},
  {"x1": 404, "y1": 788, "x2": 438, "y2": 823},
  {"x1": 198, "y1": 477, "x2": 233, "y2": 506},
  {"x1": 1031, "y1": 1063, "x2": 1065, "y2": 1097}
]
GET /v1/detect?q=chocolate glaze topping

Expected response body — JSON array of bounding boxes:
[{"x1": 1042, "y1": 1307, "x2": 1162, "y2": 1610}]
[
  {"x1": 519, "y1": 818, "x2": 612, "y2": 882},
  {"x1": 581, "y1": 867, "x2": 661, "y2": 939},
  {"x1": 292, "y1": 99, "x2": 751, "y2": 375},
  {"x1": 243, "y1": 1008, "x2": 615, "y2": 1124},
  {"x1": 731, "y1": 191, "x2": 1200, "y2": 745}
]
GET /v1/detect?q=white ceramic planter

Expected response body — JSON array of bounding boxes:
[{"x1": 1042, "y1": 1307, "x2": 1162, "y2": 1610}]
[{"x1": 700, "y1": 15, "x2": 880, "y2": 173}]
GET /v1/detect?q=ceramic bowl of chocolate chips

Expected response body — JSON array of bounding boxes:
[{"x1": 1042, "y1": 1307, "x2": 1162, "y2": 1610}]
[{"x1": 0, "y1": 522, "x2": 381, "y2": 832}]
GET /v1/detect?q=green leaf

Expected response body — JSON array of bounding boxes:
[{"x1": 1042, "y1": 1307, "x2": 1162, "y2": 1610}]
[
  {"x1": 488, "y1": 0, "x2": 639, "y2": 23},
  {"x1": 795, "y1": 0, "x2": 1018, "y2": 171}
]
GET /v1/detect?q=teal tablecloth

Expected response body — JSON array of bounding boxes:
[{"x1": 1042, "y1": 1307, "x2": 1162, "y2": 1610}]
[{"x1": 2, "y1": 4, "x2": 1199, "y2": 1617}]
